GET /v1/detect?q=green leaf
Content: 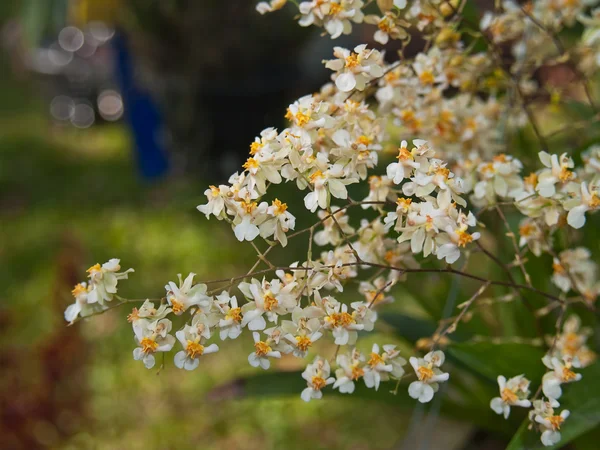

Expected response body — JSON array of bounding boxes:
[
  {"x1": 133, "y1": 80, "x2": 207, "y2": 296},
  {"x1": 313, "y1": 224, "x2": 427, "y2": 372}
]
[
  {"x1": 448, "y1": 341, "x2": 546, "y2": 383},
  {"x1": 506, "y1": 362, "x2": 600, "y2": 450}
]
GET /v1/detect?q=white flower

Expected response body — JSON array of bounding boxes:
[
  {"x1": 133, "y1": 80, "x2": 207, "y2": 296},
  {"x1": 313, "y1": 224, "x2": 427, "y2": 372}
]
[
  {"x1": 240, "y1": 278, "x2": 297, "y2": 330},
  {"x1": 64, "y1": 282, "x2": 95, "y2": 323},
  {"x1": 301, "y1": 356, "x2": 335, "y2": 402},
  {"x1": 530, "y1": 399, "x2": 570, "y2": 447},
  {"x1": 215, "y1": 292, "x2": 243, "y2": 340},
  {"x1": 565, "y1": 182, "x2": 599, "y2": 229},
  {"x1": 324, "y1": 45, "x2": 383, "y2": 92},
  {"x1": 542, "y1": 355, "x2": 582, "y2": 400},
  {"x1": 126, "y1": 299, "x2": 171, "y2": 323},
  {"x1": 408, "y1": 350, "x2": 449, "y2": 403},
  {"x1": 132, "y1": 319, "x2": 175, "y2": 369},
  {"x1": 386, "y1": 140, "x2": 422, "y2": 184},
  {"x1": 174, "y1": 324, "x2": 219, "y2": 370},
  {"x1": 363, "y1": 343, "x2": 394, "y2": 390},
  {"x1": 259, "y1": 198, "x2": 296, "y2": 247},
  {"x1": 248, "y1": 331, "x2": 281, "y2": 369},
  {"x1": 304, "y1": 165, "x2": 357, "y2": 212},
  {"x1": 323, "y1": 302, "x2": 364, "y2": 345},
  {"x1": 490, "y1": 375, "x2": 532, "y2": 419},
  {"x1": 86, "y1": 259, "x2": 134, "y2": 305},
  {"x1": 333, "y1": 349, "x2": 365, "y2": 394},
  {"x1": 536, "y1": 151, "x2": 575, "y2": 198},
  {"x1": 165, "y1": 273, "x2": 212, "y2": 315}
]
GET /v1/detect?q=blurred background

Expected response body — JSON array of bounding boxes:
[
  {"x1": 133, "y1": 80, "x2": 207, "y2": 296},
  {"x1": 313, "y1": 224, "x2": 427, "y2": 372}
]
[
  {"x1": 1, "y1": 1, "x2": 598, "y2": 450},
  {"x1": 0, "y1": 1, "x2": 431, "y2": 449}
]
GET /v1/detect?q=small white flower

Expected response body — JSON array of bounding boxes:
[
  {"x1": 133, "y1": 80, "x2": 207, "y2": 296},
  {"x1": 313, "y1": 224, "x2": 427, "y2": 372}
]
[
  {"x1": 132, "y1": 319, "x2": 175, "y2": 369},
  {"x1": 301, "y1": 356, "x2": 335, "y2": 402},
  {"x1": 541, "y1": 355, "x2": 582, "y2": 400},
  {"x1": 174, "y1": 325, "x2": 219, "y2": 371},
  {"x1": 248, "y1": 331, "x2": 281, "y2": 369},
  {"x1": 530, "y1": 399, "x2": 570, "y2": 447},
  {"x1": 165, "y1": 273, "x2": 212, "y2": 315},
  {"x1": 324, "y1": 45, "x2": 384, "y2": 92},
  {"x1": 490, "y1": 375, "x2": 531, "y2": 419},
  {"x1": 86, "y1": 259, "x2": 134, "y2": 305},
  {"x1": 408, "y1": 350, "x2": 449, "y2": 403}
]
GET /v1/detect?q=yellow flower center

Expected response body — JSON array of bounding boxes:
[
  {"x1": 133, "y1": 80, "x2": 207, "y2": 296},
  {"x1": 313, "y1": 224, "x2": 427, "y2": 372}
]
[
  {"x1": 356, "y1": 135, "x2": 371, "y2": 146},
  {"x1": 553, "y1": 263, "x2": 565, "y2": 275},
  {"x1": 436, "y1": 167, "x2": 450, "y2": 179},
  {"x1": 345, "y1": 53, "x2": 360, "y2": 69},
  {"x1": 186, "y1": 341, "x2": 204, "y2": 359},
  {"x1": 417, "y1": 365, "x2": 434, "y2": 382},
  {"x1": 254, "y1": 340, "x2": 272, "y2": 356},
  {"x1": 241, "y1": 200, "x2": 257, "y2": 214},
  {"x1": 226, "y1": 307, "x2": 242, "y2": 323},
  {"x1": 493, "y1": 154, "x2": 508, "y2": 163},
  {"x1": 295, "y1": 335, "x2": 312, "y2": 352},
  {"x1": 140, "y1": 337, "x2": 158, "y2": 354},
  {"x1": 71, "y1": 283, "x2": 88, "y2": 297},
  {"x1": 250, "y1": 141, "x2": 262, "y2": 155},
  {"x1": 549, "y1": 415, "x2": 564, "y2": 431},
  {"x1": 87, "y1": 263, "x2": 101, "y2": 274},
  {"x1": 519, "y1": 223, "x2": 535, "y2": 237},
  {"x1": 456, "y1": 229, "x2": 474, "y2": 247},
  {"x1": 310, "y1": 170, "x2": 324, "y2": 184},
  {"x1": 419, "y1": 71, "x2": 435, "y2": 85},
  {"x1": 501, "y1": 388, "x2": 518, "y2": 403},
  {"x1": 272, "y1": 199, "x2": 288, "y2": 215},
  {"x1": 562, "y1": 366, "x2": 577, "y2": 381},
  {"x1": 589, "y1": 192, "x2": 600, "y2": 208},
  {"x1": 311, "y1": 375, "x2": 327, "y2": 391},
  {"x1": 263, "y1": 293, "x2": 278, "y2": 311},
  {"x1": 351, "y1": 364, "x2": 364, "y2": 380},
  {"x1": 397, "y1": 197, "x2": 412, "y2": 211},
  {"x1": 127, "y1": 308, "x2": 139, "y2": 323},
  {"x1": 243, "y1": 157, "x2": 259, "y2": 171},
  {"x1": 328, "y1": 2, "x2": 342, "y2": 15},
  {"x1": 327, "y1": 311, "x2": 355, "y2": 327},
  {"x1": 559, "y1": 167, "x2": 573, "y2": 182},
  {"x1": 397, "y1": 146, "x2": 414, "y2": 161},
  {"x1": 368, "y1": 352, "x2": 385, "y2": 367},
  {"x1": 170, "y1": 298, "x2": 185, "y2": 314},
  {"x1": 524, "y1": 172, "x2": 538, "y2": 188}
]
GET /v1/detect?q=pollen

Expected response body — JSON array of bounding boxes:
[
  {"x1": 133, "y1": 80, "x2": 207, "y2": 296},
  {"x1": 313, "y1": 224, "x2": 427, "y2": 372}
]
[
  {"x1": 436, "y1": 167, "x2": 450, "y2": 179},
  {"x1": 589, "y1": 192, "x2": 600, "y2": 208},
  {"x1": 456, "y1": 229, "x2": 474, "y2": 247},
  {"x1": 345, "y1": 53, "x2": 360, "y2": 69},
  {"x1": 524, "y1": 172, "x2": 538, "y2": 188},
  {"x1": 548, "y1": 415, "x2": 564, "y2": 431},
  {"x1": 378, "y1": 19, "x2": 392, "y2": 33},
  {"x1": 170, "y1": 298, "x2": 185, "y2": 314},
  {"x1": 562, "y1": 366, "x2": 577, "y2": 381},
  {"x1": 263, "y1": 292, "x2": 279, "y2": 311},
  {"x1": 272, "y1": 199, "x2": 288, "y2": 215},
  {"x1": 397, "y1": 197, "x2": 412, "y2": 211},
  {"x1": 312, "y1": 375, "x2": 327, "y2": 390},
  {"x1": 226, "y1": 307, "x2": 242, "y2": 323},
  {"x1": 501, "y1": 388, "x2": 518, "y2": 404},
  {"x1": 553, "y1": 263, "x2": 565, "y2": 275},
  {"x1": 397, "y1": 146, "x2": 414, "y2": 161},
  {"x1": 559, "y1": 167, "x2": 573, "y2": 182},
  {"x1": 295, "y1": 335, "x2": 312, "y2": 352},
  {"x1": 493, "y1": 154, "x2": 508, "y2": 163},
  {"x1": 328, "y1": 2, "x2": 342, "y2": 15},
  {"x1": 254, "y1": 340, "x2": 272, "y2": 356},
  {"x1": 356, "y1": 135, "x2": 371, "y2": 146},
  {"x1": 250, "y1": 141, "x2": 262, "y2": 155},
  {"x1": 519, "y1": 223, "x2": 536, "y2": 237},
  {"x1": 310, "y1": 170, "x2": 324, "y2": 184},
  {"x1": 127, "y1": 308, "x2": 140, "y2": 323},
  {"x1": 186, "y1": 340, "x2": 205, "y2": 359},
  {"x1": 351, "y1": 364, "x2": 364, "y2": 380},
  {"x1": 327, "y1": 311, "x2": 355, "y2": 327},
  {"x1": 209, "y1": 185, "x2": 220, "y2": 196},
  {"x1": 241, "y1": 200, "x2": 257, "y2": 214},
  {"x1": 417, "y1": 365, "x2": 434, "y2": 382},
  {"x1": 71, "y1": 283, "x2": 88, "y2": 297},
  {"x1": 140, "y1": 337, "x2": 158, "y2": 354},
  {"x1": 243, "y1": 157, "x2": 260, "y2": 171},
  {"x1": 419, "y1": 71, "x2": 435, "y2": 85},
  {"x1": 87, "y1": 263, "x2": 101, "y2": 274},
  {"x1": 368, "y1": 352, "x2": 385, "y2": 367}
]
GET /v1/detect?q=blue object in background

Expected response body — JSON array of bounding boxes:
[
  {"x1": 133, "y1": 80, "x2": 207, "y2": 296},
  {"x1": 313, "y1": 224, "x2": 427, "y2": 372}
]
[{"x1": 113, "y1": 30, "x2": 169, "y2": 180}]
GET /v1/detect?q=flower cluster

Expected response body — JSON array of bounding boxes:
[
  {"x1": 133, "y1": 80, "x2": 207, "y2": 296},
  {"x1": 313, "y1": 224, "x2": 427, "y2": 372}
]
[
  {"x1": 66, "y1": 2, "x2": 600, "y2": 448},
  {"x1": 64, "y1": 259, "x2": 134, "y2": 324},
  {"x1": 491, "y1": 315, "x2": 596, "y2": 446}
]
